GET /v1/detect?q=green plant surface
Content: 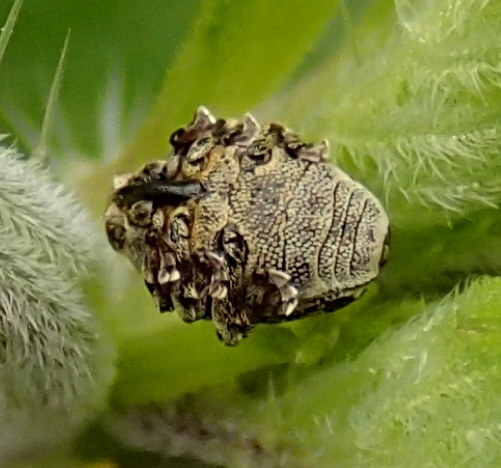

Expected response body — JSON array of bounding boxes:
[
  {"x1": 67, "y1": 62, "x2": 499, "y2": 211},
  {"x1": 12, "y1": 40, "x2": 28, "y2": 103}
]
[
  {"x1": 262, "y1": 0, "x2": 501, "y2": 228},
  {"x1": 116, "y1": 0, "x2": 342, "y2": 169},
  {"x1": 3, "y1": 0, "x2": 501, "y2": 467},
  {"x1": 109, "y1": 277, "x2": 501, "y2": 467},
  {"x1": 91, "y1": 0, "x2": 501, "y2": 411},
  {"x1": 264, "y1": 276, "x2": 501, "y2": 468},
  {"x1": 0, "y1": 146, "x2": 114, "y2": 465},
  {"x1": 0, "y1": 0, "x2": 201, "y2": 156}
]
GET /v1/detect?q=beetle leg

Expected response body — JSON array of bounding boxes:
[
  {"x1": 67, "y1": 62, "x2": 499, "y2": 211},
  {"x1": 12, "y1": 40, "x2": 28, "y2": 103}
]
[
  {"x1": 284, "y1": 298, "x2": 299, "y2": 317},
  {"x1": 157, "y1": 251, "x2": 181, "y2": 284},
  {"x1": 267, "y1": 268, "x2": 300, "y2": 316},
  {"x1": 211, "y1": 298, "x2": 252, "y2": 346},
  {"x1": 205, "y1": 251, "x2": 230, "y2": 300},
  {"x1": 141, "y1": 246, "x2": 177, "y2": 313},
  {"x1": 177, "y1": 282, "x2": 207, "y2": 323},
  {"x1": 296, "y1": 139, "x2": 329, "y2": 162},
  {"x1": 210, "y1": 284, "x2": 228, "y2": 300}
]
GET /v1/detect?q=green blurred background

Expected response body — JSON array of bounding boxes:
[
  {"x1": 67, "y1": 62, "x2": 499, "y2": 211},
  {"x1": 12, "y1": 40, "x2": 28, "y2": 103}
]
[
  {"x1": 0, "y1": 0, "x2": 376, "y2": 159},
  {"x1": 0, "y1": 0, "x2": 201, "y2": 156}
]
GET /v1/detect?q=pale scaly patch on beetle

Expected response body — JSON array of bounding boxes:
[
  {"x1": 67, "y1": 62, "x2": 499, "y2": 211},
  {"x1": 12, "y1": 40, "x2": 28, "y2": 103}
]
[{"x1": 104, "y1": 107, "x2": 390, "y2": 345}]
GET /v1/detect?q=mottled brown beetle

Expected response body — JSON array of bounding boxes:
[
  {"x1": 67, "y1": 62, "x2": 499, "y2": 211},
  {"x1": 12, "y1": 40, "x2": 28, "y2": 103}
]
[{"x1": 105, "y1": 107, "x2": 390, "y2": 345}]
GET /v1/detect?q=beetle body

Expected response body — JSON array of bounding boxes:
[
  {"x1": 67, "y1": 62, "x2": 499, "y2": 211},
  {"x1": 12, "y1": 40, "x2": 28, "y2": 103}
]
[{"x1": 104, "y1": 107, "x2": 389, "y2": 345}]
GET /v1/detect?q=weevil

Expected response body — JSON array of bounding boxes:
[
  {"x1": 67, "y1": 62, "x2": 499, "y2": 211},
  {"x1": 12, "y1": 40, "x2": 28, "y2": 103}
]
[{"x1": 105, "y1": 107, "x2": 390, "y2": 345}]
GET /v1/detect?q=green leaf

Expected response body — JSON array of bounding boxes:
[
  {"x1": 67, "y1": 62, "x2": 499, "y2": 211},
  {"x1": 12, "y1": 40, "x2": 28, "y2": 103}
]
[
  {"x1": 116, "y1": 0, "x2": 341, "y2": 169},
  {"x1": 111, "y1": 277, "x2": 501, "y2": 467},
  {"x1": 111, "y1": 317, "x2": 300, "y2": 405},
  {"x1": 278, "y1": 276, "x2": 501, "y2": 467},
  {"x1": 31, "y1": 30, "x2": 71, "y2": 165},
  {"x1": 0, "y1": 0, "x2": 23, "y2": 66},
  {"x1": 264, "y1": 0, "x2": 501, "y2": 227}
]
